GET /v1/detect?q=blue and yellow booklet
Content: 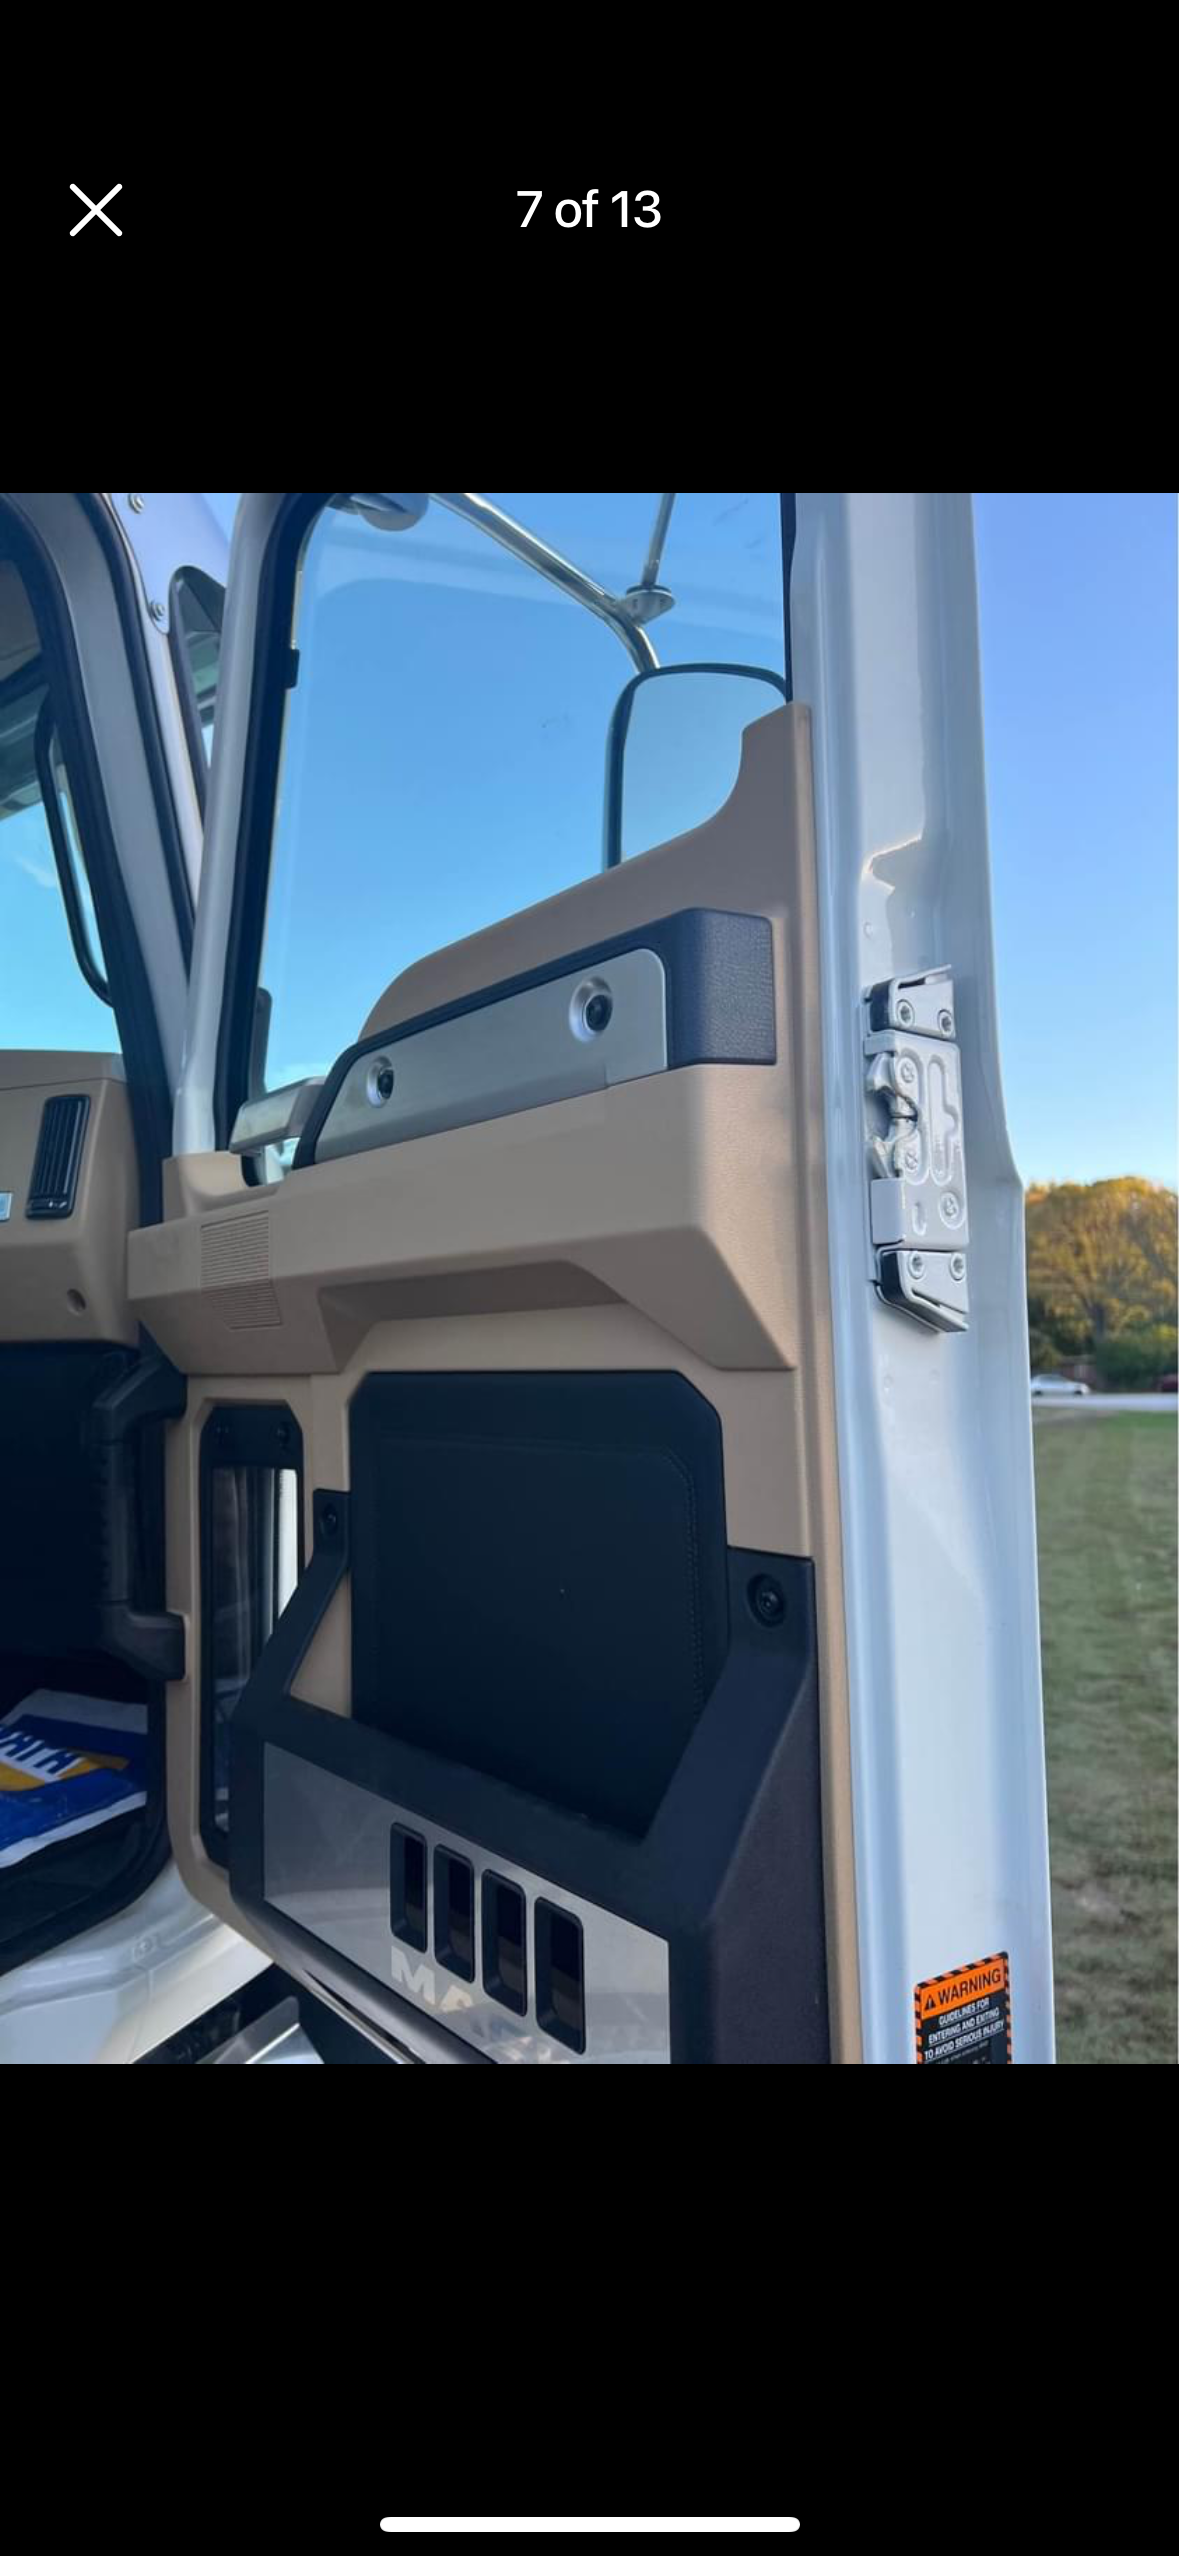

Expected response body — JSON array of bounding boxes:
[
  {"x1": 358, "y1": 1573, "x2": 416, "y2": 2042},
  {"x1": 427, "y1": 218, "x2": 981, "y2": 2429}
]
[{"x1": 0, "y1": 1692, "x2": 148, "y2": 1869}]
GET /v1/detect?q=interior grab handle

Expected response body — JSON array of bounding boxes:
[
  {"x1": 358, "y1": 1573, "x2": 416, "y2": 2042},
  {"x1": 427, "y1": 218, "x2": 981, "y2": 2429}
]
[{"x1": 229, "y1": 1077, "x2": 324, "y2": 1157}]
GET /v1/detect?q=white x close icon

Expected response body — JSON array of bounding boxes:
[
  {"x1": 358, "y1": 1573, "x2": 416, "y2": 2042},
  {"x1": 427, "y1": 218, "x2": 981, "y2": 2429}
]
[{"x1": 70, "y1": 183, "x2": 122, "y2": 236}]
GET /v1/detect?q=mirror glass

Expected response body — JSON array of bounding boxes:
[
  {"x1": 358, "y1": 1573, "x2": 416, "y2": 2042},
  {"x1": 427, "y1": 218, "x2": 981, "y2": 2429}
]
[{"x1": 611, "y1": 666, "x2": 787, "y2": 866}]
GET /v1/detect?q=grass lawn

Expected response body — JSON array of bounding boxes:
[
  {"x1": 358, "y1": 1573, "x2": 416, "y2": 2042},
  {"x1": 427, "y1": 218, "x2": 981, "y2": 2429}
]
[{"x1": 1034, "y1": 1413, "x2": 1177, "y2": 2064}]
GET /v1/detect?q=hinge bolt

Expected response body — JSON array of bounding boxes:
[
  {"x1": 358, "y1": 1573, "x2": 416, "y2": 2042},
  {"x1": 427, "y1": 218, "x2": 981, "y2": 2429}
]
[
  {"x1": 896, "y1": 1000, "x2": 915, "y2": 1026},
  {"x1": 149, "y1": 598, "x2": 166, "y2": 625},
  {"x1": 904, "y1": 1143, "x2": 920, "y2": 1169},
  {"x1": 897, "y1": 1057, "x2": 917, "y2": 1087},
  {"x1": 909, "y1": 1254, "x2": 925, "y2": 1275},
  {"x1": 938, "y1": 1008, "x2": 954, "y2": 1035},
  {"x1": 950, "y1": 1254, "x2": 966, "y2": 1278},
  {"x1": 128, "y1": 493, "x2": 145, "y2": 512},
  {"x1": 940, "y1": 1192, "x2": 962, "y2": 1226}
]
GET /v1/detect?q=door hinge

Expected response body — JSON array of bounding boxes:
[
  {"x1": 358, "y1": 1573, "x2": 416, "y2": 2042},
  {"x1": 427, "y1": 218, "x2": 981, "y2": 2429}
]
[{"x1": 864, "y1": 965, "x2": 969, "y2": 1333}]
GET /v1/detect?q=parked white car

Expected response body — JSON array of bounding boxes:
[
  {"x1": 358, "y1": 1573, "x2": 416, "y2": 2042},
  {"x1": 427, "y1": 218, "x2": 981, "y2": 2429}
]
[{"x1": 1030, "y1": 1374, "x2": 1091, "y2": 1398}]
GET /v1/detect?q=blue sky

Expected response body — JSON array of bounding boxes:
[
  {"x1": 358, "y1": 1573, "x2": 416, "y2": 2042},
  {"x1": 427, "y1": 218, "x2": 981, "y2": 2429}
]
[{"x1": 975, "y1": 491, "x2": 1176, "y2": 1185}]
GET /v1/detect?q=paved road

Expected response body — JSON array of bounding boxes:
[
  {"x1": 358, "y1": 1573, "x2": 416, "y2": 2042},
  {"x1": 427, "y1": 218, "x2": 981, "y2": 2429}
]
[{"x1": 1032, "y1": 1393, "x2": 1177, "y2": 1416}]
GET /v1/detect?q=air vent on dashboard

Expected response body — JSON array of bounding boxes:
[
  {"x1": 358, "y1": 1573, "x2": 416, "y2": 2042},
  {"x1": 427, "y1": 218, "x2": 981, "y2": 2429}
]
[{"x1": 25, "y1": 1095, "x2": 90, "y2": 1220}]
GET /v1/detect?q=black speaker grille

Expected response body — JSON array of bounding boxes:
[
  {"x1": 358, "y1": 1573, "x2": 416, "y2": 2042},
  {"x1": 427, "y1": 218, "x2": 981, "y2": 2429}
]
[{"x1": 26, "y1": 1094, "x2": 90, "y2": 1220}]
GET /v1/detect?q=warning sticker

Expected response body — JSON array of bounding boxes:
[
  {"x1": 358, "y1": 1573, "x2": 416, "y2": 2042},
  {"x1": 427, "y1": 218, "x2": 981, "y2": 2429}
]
[{"x1": 914, "y1": 1953, "x2": 1012, "y2": 2064}]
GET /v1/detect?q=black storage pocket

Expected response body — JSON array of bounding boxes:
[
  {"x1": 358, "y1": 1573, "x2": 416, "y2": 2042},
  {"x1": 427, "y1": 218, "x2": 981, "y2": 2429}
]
[{"x1": 349, "y1": 1372, "x2": 729, "y2": 1836}]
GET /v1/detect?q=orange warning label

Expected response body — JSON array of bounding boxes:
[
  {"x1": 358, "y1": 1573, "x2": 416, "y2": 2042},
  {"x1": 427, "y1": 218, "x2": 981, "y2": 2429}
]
[{"x1": 915, "y1": 1952, "x2": 1011, "y2": 2063}]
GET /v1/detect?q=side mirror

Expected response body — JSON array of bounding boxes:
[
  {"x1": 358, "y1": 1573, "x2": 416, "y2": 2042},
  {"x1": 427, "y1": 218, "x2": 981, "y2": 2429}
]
[{"x1": 603, "y1": 662, "x2": 788, "y2": 868}]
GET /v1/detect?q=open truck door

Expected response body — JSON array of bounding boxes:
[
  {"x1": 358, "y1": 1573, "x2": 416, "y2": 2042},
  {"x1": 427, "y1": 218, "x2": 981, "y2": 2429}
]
[{"x1": 139, "y1": 492, "x2": 1054, "y2": 2064}]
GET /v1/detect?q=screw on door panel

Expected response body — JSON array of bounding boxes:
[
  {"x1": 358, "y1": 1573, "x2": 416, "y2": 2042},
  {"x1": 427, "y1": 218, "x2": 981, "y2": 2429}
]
[
  {"x1": 571, "y1": 977, "x2": 613, "y2": 1039},
  {"x1": 366, "y1": 1059, "x2": 395, "y2": 1104},
  {"x1": 749, "y1": 1574, "x2": 785, "y2": 1626}
]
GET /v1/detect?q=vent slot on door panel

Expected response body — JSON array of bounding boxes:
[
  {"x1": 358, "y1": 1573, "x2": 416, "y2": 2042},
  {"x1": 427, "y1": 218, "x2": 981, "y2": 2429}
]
[{"x1": 26, "y1": 1094, "x2": 90, "y2": 1220}]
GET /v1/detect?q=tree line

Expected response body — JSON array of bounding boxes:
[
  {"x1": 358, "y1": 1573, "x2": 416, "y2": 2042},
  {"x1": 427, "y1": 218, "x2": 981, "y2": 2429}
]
[{"x1": 1026, "y1": 1178, "x2": 1177, "y2": 1385}]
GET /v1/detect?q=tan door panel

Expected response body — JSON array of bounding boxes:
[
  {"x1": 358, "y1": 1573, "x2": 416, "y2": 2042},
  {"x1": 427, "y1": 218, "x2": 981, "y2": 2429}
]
[
  {"x1": 131, "y1": 711, "x2": 807, "y2": 1379},
  {"x1": 134, "y1": 1068, "x2": 792, "y2": 1375},
  {"x1": 0, "y1": 1052, "x2": 137, "y2": 1343},
  {"x1": 146, "y1": 704, "x2": 860, "y2": 2057}
]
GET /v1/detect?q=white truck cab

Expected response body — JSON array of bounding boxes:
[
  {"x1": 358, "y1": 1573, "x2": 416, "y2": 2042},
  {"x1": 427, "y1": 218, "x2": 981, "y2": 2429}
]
[{"x1": 0, "y1": 492, "x2": 1053, "y2": 2063}]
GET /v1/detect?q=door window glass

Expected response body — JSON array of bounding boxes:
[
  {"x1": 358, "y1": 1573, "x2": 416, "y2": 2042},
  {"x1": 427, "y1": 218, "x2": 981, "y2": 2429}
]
[
  {"x1": 246, "y1": 494, "x2": 786, "y2": 1115},
  {"x1": 0, "y1": 561, "x2": 115, "y2": 1049}
]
